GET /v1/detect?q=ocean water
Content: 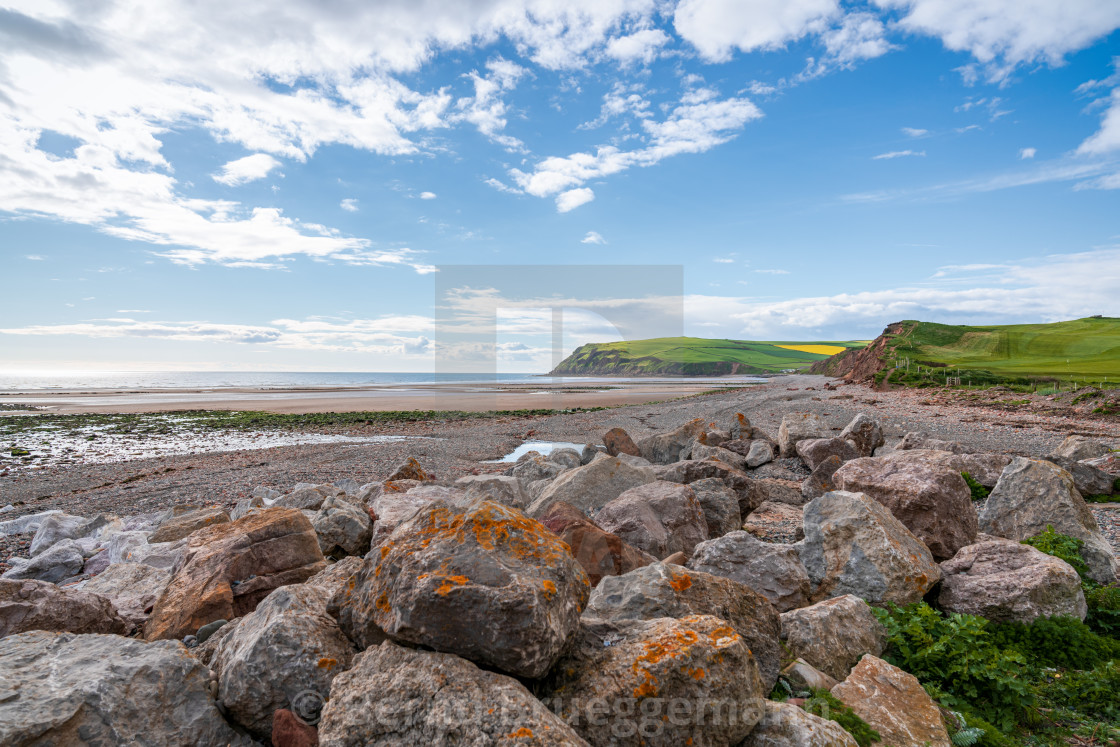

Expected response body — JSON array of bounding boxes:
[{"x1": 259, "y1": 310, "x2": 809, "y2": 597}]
[{"x1": 0, "y1": 371, "x2": 545, "y2": 391}]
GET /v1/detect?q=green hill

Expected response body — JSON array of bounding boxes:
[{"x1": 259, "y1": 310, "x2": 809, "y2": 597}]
[
  {"x1": 809, "y1": 317, "x2": 1120, "y2": 387},
  {"x1": 548, "y1": 337, "x2": 868, "y2": 376}
]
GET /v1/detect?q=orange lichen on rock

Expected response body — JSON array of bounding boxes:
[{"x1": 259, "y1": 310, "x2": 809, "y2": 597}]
[
  {"x1": 375, "y1": 592, "x2": 391, "y2": 612},
  {"x1": 435, "y1": 575, "x2": 469, "y2": 595},
  {"x1": 507, "y1": 727, "x2": 534, "y2": 738},
  {"x1": 630, "y1": 627, "x2": 702, "y2": 698},
  {"x1": 318, "y1": 657, "x2": 338, "y2": 670},
  {"x1": 667, "y1": 571, "x2": 693, "y2": 592},
  {"x1": 542, "y1": 579, "x2": 557, "y2": 599}
]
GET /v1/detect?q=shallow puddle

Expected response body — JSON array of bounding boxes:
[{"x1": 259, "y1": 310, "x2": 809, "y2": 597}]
[{"x1": 486, "y1": 440, "x2": 591, "y2": 463}]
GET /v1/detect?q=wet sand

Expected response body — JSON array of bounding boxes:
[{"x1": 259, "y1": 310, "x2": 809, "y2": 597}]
[{"x1": 0, "y1": 379, "x2": 756, "y2": 414}]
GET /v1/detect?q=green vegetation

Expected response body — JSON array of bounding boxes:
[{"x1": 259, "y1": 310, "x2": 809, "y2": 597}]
[
  {"x1": 549, "y1": 336, "x2": 866, "y2": 376},
  {"x1": 803, "y1": 688, "x2": 881, "y2": 746},
  {"x1": 961, "y1": 472, "x2": 989, "y2": 501},
  {"x1": 1021, "y1": 525, "x2": 1090, "y2": 578},
  {"x1": 818, "y1": 317, "x2": 1120, "y2": 389},
  {"x1": 1023, "y1": 526, "x2": 1120, "y2": 638}
]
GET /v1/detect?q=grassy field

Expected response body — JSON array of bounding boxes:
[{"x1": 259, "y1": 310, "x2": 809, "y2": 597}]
[
  {"x1": 875, "y1": 317, "x2": 1120, "y2": 385},
  {"x1": 550, "y1": 336, "x2": 868, "y2": 376}
]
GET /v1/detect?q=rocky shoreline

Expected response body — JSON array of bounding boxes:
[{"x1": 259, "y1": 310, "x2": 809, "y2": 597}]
[{"x1": 1, "y1": 375, "x2": 1119, "y2": 745}]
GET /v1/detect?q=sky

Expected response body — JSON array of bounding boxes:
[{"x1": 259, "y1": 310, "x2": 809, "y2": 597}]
[{"x1": 1, "y1": 0, "x2": 1119, "y2": 373}]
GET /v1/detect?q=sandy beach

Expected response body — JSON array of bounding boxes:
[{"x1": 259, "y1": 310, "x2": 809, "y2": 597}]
[{"x1": 0, "y1": 378, "x2": 758, "y2": 415}]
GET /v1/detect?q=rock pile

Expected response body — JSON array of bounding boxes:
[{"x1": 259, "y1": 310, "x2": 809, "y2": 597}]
[{"x1": 0, "y1": 413, "x2": 1115, "y2": 745}]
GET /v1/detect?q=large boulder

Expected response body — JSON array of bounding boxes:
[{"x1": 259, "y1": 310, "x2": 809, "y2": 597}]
[
  {"x1": 778, "y1": 412, "x2": 827, "y2": 457},
  {"x1": 29, "y1": 513, "x2": 102, "y2": 556},
  {"x1": 896, "y1": 431, "x2": 974, "y2": 454},
  {"x1": 82, "y1": 562, "x2": 171, "y2": 627},
  {"x1": 799, "y1": 491, "x2": 941, "y2": 605},
  {"x1": 213, "y1": 584, "x2": 357, "y2": 740},
  {"x1": 693, "y1": 443, "x2": 748, "y2": 471},
  {"x1": 979, "y1": 457, "x2": 1119, "y2": 584},
  {"x1": 368, "y1": 487, "x2": 439, "y2": 547},
  {"x1": 743, "y1": 501, "x2": 805, "y2": 543},
  {"x1": 796, "y1": 438, "x2": 859, "y2": 471},
  {"x1": 0, "y1": 631, "x2": 246, "y2": 745},
  {"x1": 537, "y1": 615, "x2": 766, "y2": 746},
  {"x1": 832, "y1": 655, "x2": 951, "y2": 747},
  {"x1": 149, "y1": 507, "x2": 231, "y2": 543},
  {"x1": 143, "y1": 507, "x2": 327, "y2": 641},
  {"x1": 687, "y1": 531, "x2": 811, "y2": 612},
  {"x1": 690, "y1": 477, "x2": 742, "y2": 538},
  {"x1": 779, "y1": 595, "x2": 887, "y2": 681},
  {"x1": 332, "y1": 500, "x2": 589, "y2": 678},
  {"x1": 1, "y1": 538, "x2": 85, "y2": 583},
  {"x1": 455, "y1": 473, "x2": 528, "y2": 509},
  {"x1": 539, "y1": 501, "x2": 656, "y2": 586},
  {"x1": 585, "y1": 562, "x2": 783, "y2": 691},
  {"x1": 1047, "y1": 456, "x2": 1116, "y2": 497},
  {"x1": 386, "y1": 457, "x2": 432, "y2": 482},
  {"x1": 656, "y1": 458, "x2": 762, "y2": 516},
  {"x1": 275, "y1": 484, "x2": 338, "y2": 511},
  {"x1": 832, "y1": 450, "x2": 978, "y2": 560},
  {"x1": 0, "y1": 579, "x2": 130, "y2": 639},
  {"x1": 312, "y1": 494, "x2": 372, "y2": 558},
  {"x1": 746, "y1": 440, "x2": 775, "y2": 468},
  {"x1": 0, "y1": 509, "x2": 62, "y2": 538},
  {"x1": 1051, "y1": 434, "x2": 1112, "y2": 461},
  {"x1": 937, "y1": 539, "x2": 1087, "y2": 623},
  {"x1": 637, "y1": 417, "x2": 707, "y2": 464},
  {"x1": 527, "y1": 455, "x2": 655, "y2": 517},
  {"x1": 740, "y1": 701, "x2": 858, "y2": 747},
  {"x1": 801, "y1": 454, "x2": 843, "y2": 502},
  {"x1": 839, "y1": 413, "x2": 884, "y2": 458},
  {"x1": 595, "y1": 481, "x2": 708, "y2": 559},
  {"x1": 319, "y1": 640, "x2": 588, "y2": 746},
  {"x1": 604, "y1": 426, "x2": 641, "y2": 457}
]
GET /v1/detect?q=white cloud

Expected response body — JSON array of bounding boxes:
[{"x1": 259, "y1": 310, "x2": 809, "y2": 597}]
[
  {"x1": 512, "y1": 87, "x2": 762, "y2": 202},
  {"x1": 815, "y1": 12, "x2": 894, "y2": 67},
  {"x1": 873, "y1": 149, "x2": 926, "y2": 159},
  {"x1": 340, "y1": 198, "x2": 359, "y2": 212},
  {"x1": 212, "y1": 154, "x2": 282, "y2": 186},
  {"x1": 454, "y1": 56, "x2": 528, "y2": 151},
  {"x1": 556, "y1": 187, "x2": 595, "y2": 212},
  {"x1": 713, "y1": 257, "x2": 735, "y2": 263},
  {"x1": 419, "y1": 191, "x2": 437, "y2": 200},
  {"x1": 1019, "y1": 147, "x2": 1037, "y2": 159},
  {"x1": 754, "y1": 269, "x2": 790, "y2": 274},
  {"x1": 25, "y1": 254, "x2": 44, "y2": 260},
  {"x1": 674, "y1": 0, "x2": 840, "y2": 61},
  {"x1": 874, "y1": 0, "x2": 1120, "y2": 82},
  {"x1": 483, "y1": 177, "x2": 522, "y2": 194},
  {"x1": 1078, "y1": 88, "x2": 1120, "y2": 155},
  {"x1": 605, "y1": 28, "x2": 670, "y2": 65},
  {"x1": 902, "y1": 127, "x2": 929, "y2": 137},
  {"x1": 581, "y1": 230, "x2": 607, "y2": 244}
]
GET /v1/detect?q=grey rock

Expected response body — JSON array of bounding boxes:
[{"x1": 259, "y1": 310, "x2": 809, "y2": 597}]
[
  {"x1": 231, "y1": 496, "x2": 263, "y2": 521},
  {"x1": 839, "y1": 413, "x2": 884, "y2": 458},
  {"x1": 742, "y1": 501, "x2": 805, "y2": 543},
  {"x1": 196, "y1": 618, "x2": 227, "y2": 643},
  {"x1": 637, "y1": 417, "x2": 707, "y2": 464},
  {"x1": 0, "y1": 631, "x2": 246, "y2": 746},
  {"x1": 688, "y1": 530, "x2": 811, "y2": 612},
  {"x1": 304, "y1": 556, "x2": 366, "y2": 599},
  {"x1": 740, "y1": 700, "x2": 858, "y2": 747},
  {"x1": 149, "y1": 507, "x2": 231, "y2": 544},
  {"x1": 832, "y1": 450, "x2": 978, "y2": 561},
  {"x1": 897, "y1": 431, "x2": 975, "y2": 454},
  {"x1": 796, "y1": 438, "x2": 860, "y2": 471},
  {"x1": 780, "y1": 595, "x2": 886, "y2": 681},
  {"x1": 781, "y1": 659, "x2": 841, "y2": 693},
  {"x1": 832, "y1": 655, "x2": 951, "y2": 747},
  {"x1": 581, "y1": 443, "x2": 601, "y2": 464},
  {"x1": 746, "y1": 439, "x2": 775, "y2": 468},
  {"x1": 730, "y1": 412, "x2": 753, "y2": 440},
  {"x1": 799, "y1": 491, "x2": 941, "y2": 606},
  {"x1": 511, "y1": 453, "x2": 567, "y2": 488},
  {"x1": 1051, "y1": 435, "x2": 1112, "y2": 462},
  {"x1": 527, "y1": 455, "x2": 656, "y2": 518},
  {"x1": 693, "y1": 443, "x2": 748, "y2": 471},
  {"x1": 275, "y1": 484, "x2": 337, "y2": 511},
  {"x1": 537, "y1": 615, "x2": 765, "y2": 747},
  {"x1": 313, "y1": 494, "x2": 373, "y2": 558},
  {"x1": 595, "y1": 481, "x2": 709, "y2": 559},
  {"x1": 455, "y1": 473, "x2": 528, "y2": 509},
  {"x1": 335, "y1": 477, "x2": 362, "y2": 496},
  {"x1": 1047, "y1": 456, "x2": 1115, "y2": 496},
  {"x1": 0, "y1": 510, "x2": 62, "y2": 538},
  {"x1": 979, "y1": 457, "x2": 1119, "y2": 584},
  {"x1": 751, "y1": 478, "x2": 807, "y2": 506},
  {"x1": 549, "y1": 448, "x2": 583, "y2": 469},
  {"x1": 334, "y1": 500, "x2": 589, "y2": 678},
  {"x1": 29, "y1": 513, "x2": 101, "y2": 557},
  {"x1": 801, "y1": 454, "x2": 843, "y2": 501},
  {"x1": 690, "y1": 477, "x2": 742, "y2": 538},
  {"x1": 585, "y1": 562, "x2": 783, "y2": 691},
  {"x1": 0, "y1": 579, "x2": 130, "y2": 639},
  {"x1": 778, "y1": 412, "x2": 827, "y2": 457},
  {"x1": 656, "y1": 458, "x2": 761, "y2": 517},
  {"x1": 319, "y1": 640, "x2": 588, "y2": 747},
  {"x1": 214, "y1": 584, "x2": 356, "y2": 740},
  {"x1": 2, "y1": 538, "x2": 85, "y2": 583},
  {"x1": 82, "y1": 562, "x2": 170, "y2": 627},
  {"x1": 938, "y1": 539, "x2": 1088, "y2": 623},
  {"x1": 368, "y1": 488, "x2": 440, "y2": 548}
]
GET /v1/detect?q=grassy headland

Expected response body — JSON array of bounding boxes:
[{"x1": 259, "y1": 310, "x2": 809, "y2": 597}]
[{"x1": 549, "y1": 336, "x2": 868, "y2": 376}]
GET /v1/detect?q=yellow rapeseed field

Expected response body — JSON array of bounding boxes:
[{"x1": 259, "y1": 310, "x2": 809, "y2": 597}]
[{"x1": 775, "y1": 344, "x2": 848, "y2": 355}]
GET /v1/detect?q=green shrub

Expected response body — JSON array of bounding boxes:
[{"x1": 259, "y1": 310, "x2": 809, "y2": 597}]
[
  {"x1": 1085, "y1": 584, "x2": 1120, "y2": 637},
  {"x1": 960, "y1": 472, "x2": 988, "y2": 501},
  {"x1": 871, "y1": 603, "x2": 1033, "y2": 730},
  {"x1": 1041, "y1": 660, "x2": 1120, "y2": 721},
  {"x1": 1021, "y1": 526, "x2": 1089, "y2": 578},
  {"x1": 802, "y1": 688, "x2": 881, "y2": 746},
  {"x1": 988, "y1": 616, "x2": 1120, "y2": 670}
]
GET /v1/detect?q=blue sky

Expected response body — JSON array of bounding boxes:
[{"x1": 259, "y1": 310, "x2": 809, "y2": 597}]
[{"x1": 1, "y1": 0, "x2": 1119, "y2": 372}]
